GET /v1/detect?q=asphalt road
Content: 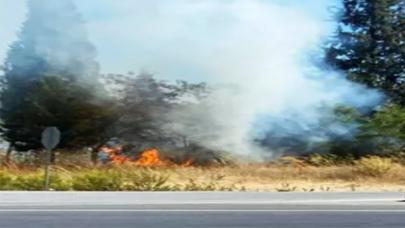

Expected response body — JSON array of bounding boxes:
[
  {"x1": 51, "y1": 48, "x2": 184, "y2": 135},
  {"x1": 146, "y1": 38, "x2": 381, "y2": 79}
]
[
  {"x1": 0, "y1": 192, "x2": 404, "y2": 228},
  {"x1": 0, "y1": 211, "x2": 404, "y2": 228}
]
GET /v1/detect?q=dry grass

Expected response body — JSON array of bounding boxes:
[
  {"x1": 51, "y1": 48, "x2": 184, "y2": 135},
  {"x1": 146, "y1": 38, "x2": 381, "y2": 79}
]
[
  {"x1": 161, "y1": 162, "x2": 405, "y2": 192},
  {"x1": 1, "y1": 153, "x2": 405, "y2": 192}
]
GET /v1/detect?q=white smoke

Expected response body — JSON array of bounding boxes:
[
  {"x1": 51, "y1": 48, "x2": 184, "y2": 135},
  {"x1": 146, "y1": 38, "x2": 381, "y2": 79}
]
[
  {"x1": 4, "y1": 0, "x2": 99, "y2": 81},
  {"x1": 116, "y1": 1, "x2": 380, "y2": 158},
  {"x1": 2, "y1": 0, "x2": 382, "y2": 158}
]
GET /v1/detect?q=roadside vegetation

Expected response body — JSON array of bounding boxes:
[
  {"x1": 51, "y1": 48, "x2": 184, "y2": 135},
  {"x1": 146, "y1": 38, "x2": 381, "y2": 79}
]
[
  {"x1": 0, "y1": 0, "x2": 403, "y2": 192},
  {"x1": 1, "y1": 153, "x2": 405, "y2": 192}
]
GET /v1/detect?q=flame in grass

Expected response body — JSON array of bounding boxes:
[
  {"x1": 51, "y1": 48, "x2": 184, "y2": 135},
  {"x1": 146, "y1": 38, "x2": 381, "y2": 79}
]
[
  {"x1": 100, "y1": 146, "x2": 193, "y2": 167},
  {"x1": 100, "y1": 146, "x2": 130, "y2": 165},
  {"x1": 134, "y1": 149, "x2": 167, "y2": 167}
]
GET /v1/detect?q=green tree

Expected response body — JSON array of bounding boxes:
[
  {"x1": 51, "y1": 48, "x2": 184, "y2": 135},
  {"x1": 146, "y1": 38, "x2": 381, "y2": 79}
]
[
  {"x1": 0, "y1": 0, "x2": 116, "y2": 162},
  {"x1": 326, "y1": 0, "x2": 405, "y2": 105},
  {"x1": 359, "y1": 104, "x2": 405, "y2": 152},
  {"x1": 1, "y1": 76, "x2": 116, "y2": 151}
]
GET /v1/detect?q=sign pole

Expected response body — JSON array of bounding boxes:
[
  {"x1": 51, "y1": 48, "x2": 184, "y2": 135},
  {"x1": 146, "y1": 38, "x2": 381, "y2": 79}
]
[
  {"x1": 41, "y1": 127, "x2": 61, "y2": 191},
  {"x1": 44, "y1": 148, "x2": 52, "y2": 190}
]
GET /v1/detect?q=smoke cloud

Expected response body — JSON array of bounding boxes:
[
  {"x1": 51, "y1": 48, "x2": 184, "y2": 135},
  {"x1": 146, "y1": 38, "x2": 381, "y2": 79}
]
[
  {"x1": 2, "y1": 0, "x2": 382, "y2": 158},
  {"x1": 113, "y1": 1, "x2": 380, "y2": 158},
  {"x1": 4, "y1": 0, "x2": 99, "y2": 82}
]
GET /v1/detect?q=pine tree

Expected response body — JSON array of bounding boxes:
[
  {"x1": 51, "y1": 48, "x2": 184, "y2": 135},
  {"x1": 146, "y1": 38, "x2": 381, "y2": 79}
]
[
  {"x1": 0, "y1": 0, "x2": 116, "y2": 154},
  {"x1": 1, "y1": 76, "x2": 116, "y2": 151},
  {"x1": 326, "y1": 0, "x2": 405, "y2": 105}
]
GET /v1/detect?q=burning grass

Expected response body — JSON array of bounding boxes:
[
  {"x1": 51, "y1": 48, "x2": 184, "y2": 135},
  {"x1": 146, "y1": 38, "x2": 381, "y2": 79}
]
[
  {"x1": 99, "y1": 146, "x2": 196, "y2": 167},
  {"x1": 1, "y1": 152, "x2": 405, "y2": 192}
]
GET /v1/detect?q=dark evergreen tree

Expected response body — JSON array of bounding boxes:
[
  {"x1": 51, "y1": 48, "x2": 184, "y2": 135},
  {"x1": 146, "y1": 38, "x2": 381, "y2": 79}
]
[
  {"x1": 1, "y1": 76, "x2": 116, "y2": 151},
  {"x1": 0, "y1": 0, "x2": 116, "y2": 156},
  {"x1": 326, "y1": 0, "x2": 405, "y2": 105}
]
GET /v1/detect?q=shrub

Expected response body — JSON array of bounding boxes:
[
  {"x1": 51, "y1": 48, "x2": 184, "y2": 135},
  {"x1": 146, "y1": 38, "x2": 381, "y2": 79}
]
[
  {"x1": 181, "y1": 179, "x2": 237, "y2": 191},
  {"x1": 72, "y1": 170, "x2": 122, "y2": 191},
  {"x1": 0, "y1": 172, "x2": 13, "y2": 190},
  {"x1": 355, "y1": 156, "x2": 395, "y2": 177},
  {"x1": 355, "y1": 104, "x2": 405, "y2": 155},
  {"x1": 122, "y1": 170, "x2": 177, "y2": 191},
  {"x1": 48, "y1": 175, "x2": 72, "y2": 191},
  {"x1": 71, "y1": 169, "x2": 177, "y2": 191},
  {"x1": 181, "y1": 174, "x2": 240, "y2": 191},
  {"x1": 308, "y1": 154, "x2": 339, "y2": 166},
  {"x1": 307, "y1": 153, "x2": 355, "y2": 166},
  {"x1": 11, "y1": 174, "x2": 70, "y2": 191}
]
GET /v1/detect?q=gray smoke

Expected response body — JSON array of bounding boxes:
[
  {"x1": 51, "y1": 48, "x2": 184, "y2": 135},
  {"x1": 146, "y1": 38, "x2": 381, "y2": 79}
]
[
  {"x1": 143, "y1": 1, "x2": 382, "y2": 159},
  {"x1": 4, "y1": 0, "x2": 383, "y2": 159},
  {"x1": 5, "y1": 0, "x2": 99, "y2": 81}
]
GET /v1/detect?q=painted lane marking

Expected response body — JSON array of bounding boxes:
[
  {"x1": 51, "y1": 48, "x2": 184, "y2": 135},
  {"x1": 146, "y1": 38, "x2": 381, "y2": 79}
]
[{"x1": 0, "y1": 209, "x2": 404, "y2": 213}]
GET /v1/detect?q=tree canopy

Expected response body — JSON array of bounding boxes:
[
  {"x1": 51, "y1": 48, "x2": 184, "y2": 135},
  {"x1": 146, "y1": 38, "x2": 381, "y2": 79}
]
[
  {"x1": 0, "y1": 0, "x2": 114, "y2": 151},
  {"x1": 325, "y1": 0, "x2": 405, "y2": 105}
]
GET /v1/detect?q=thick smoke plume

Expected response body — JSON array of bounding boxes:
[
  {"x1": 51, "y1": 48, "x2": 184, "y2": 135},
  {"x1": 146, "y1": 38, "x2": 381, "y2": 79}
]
[
  {"x1": 122, "y1": 1, "x2": 382, "y2": 158},
  {"x1": 3, "y1": 0, "x2": 383, "y2": 159}
]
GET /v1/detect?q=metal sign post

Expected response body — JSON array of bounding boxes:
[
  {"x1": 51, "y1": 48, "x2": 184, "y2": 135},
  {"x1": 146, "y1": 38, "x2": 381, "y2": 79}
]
[
  {"x1": 41, "y1": 127, "x2": 61, "y2": 191},
  {"x1": 44, "y1": 148, "x2": 52, "y2": 191}
]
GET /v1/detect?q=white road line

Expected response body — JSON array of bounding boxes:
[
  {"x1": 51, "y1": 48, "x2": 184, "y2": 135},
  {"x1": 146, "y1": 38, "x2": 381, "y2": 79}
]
[
  {"x1": 0, "y1": 199, "x2": 401, "y2": 205},
  {"x1": 0, "y1": 209, "x2": 404, "y2": 213}
]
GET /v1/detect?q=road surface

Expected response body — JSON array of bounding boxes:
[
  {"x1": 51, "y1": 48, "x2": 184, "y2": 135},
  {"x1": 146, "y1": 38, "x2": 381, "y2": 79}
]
[{"x1": 0, "y1": 192, "x2": 403, "y2": 228}]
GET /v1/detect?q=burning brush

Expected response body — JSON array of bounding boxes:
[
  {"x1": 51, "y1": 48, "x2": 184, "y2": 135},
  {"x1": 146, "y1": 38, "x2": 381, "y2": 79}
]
[{"x1": 98, "y1": 145, "x2": 194, "y2": 167}]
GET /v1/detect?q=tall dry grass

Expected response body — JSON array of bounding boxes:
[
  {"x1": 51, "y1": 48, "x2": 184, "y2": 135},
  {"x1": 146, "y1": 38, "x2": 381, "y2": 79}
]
[{"x1": 0, "y1": 152, "x2": 405, "y2": 192}]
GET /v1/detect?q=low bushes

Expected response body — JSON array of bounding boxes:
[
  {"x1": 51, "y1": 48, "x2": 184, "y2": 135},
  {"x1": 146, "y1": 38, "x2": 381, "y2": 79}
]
[
  {"x1": 0, "y1": 172, "x2": 13, "y2": 190},
  {"x1": 0, "y1": 168, "x2": 244, "y2": 191},
  {"x1": 12, "y1": 174, "x2": 71, "y2": 191},
  {"x1": 354, "y1": 156, "x2": 396, "y2": 177},
  {"x1": 0, "y1": 172, "x2": 70, "y2": 191},
  {"x1": 72, "y1": 169, "x2": 178, "y2": 191},
  {"x1": 181, "y1": 174, "x2": 241, "y2": 191},
  {"x1": 72, "y1": 170, "x2": 123, "y2": 191},
  {"x1": 0, "y1": 154, "x2": 404, "y2": 191},
  {"x1": 122, "y1": 171, "x2": 176, "y2": 191},
  {"x1": 0, "y1": 168, "x2": 224, "y2": 191}
]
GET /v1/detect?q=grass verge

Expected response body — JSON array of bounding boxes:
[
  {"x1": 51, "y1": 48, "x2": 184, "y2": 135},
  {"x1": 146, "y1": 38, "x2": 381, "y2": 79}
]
[{"x1": 0, "y1": 154, "x2": 405, "y2": 192}]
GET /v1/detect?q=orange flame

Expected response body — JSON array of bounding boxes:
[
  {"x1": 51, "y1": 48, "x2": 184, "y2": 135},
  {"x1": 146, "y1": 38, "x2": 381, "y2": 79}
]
[
  {"x1": 100, "y1": 146, "x2": 129, "y2": 165},
  {"x1": 134, "y1": 149, "x2": 167, "y2": 167},
  {"x1": 100, "y1": 146, "x2": 193, "y2": 167}
]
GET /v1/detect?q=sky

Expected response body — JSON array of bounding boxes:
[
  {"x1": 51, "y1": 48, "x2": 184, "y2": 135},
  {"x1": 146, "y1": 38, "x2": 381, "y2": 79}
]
[{"x1": 0, "y1": 0, "x2": 339, "y2": 81}]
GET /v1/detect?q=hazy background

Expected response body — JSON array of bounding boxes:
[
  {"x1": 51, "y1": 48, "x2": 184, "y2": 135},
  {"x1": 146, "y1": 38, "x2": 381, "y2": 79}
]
[
  {"x1": 1, "y1": 0, "x2": 338, "y2": 80},
  {"x1": 2, "y1": 0, "x2": 384, "y2": 158}
]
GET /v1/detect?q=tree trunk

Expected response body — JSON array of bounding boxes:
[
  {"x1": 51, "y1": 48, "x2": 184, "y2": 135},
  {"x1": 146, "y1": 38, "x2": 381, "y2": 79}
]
[
  {"x1": 91, "y1": 147, "x2": 101, "y2": 165},
  {"x1": 50, "y1": 150, "x2": 56, "y2": 164},
  {"x1": 3, "y1": 143, "x2": 13, "y2": 166}
]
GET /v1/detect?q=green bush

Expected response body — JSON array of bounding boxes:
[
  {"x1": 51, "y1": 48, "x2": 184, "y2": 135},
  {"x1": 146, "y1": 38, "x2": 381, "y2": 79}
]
[
  {"x1": 48, "y1": 175, "x2": 71, "y2": 191},
  {"x1": 0, "y1": 172, "x2": 13, "y2": 190},
  {"x1": 122, "y1": 170, "x2": 177, "y2": 191},
  {"x1": 357, "y1": 104, "x2": 405, "y2": 154},
  {"x1": 72, "y1": 170, "x2": 122, "y2": 191},
  {"x1": 11, "y1": 174, "x2": 70, "y2": 191}
]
